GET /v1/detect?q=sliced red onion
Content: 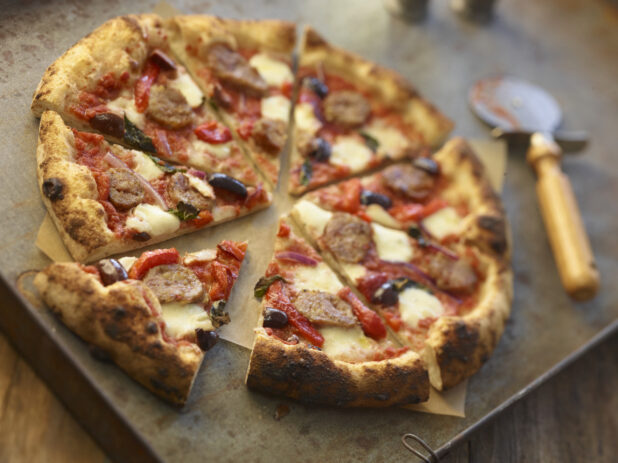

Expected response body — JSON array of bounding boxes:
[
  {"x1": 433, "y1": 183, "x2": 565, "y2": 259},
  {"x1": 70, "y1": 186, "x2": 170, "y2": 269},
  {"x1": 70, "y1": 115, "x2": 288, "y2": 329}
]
[
  {"x1": 103, "y1": 152, "x2": 168, "y2": 210},
  {"x1": 275, "y1": 251, "x2": 319, "y2": 267},
  {"x1": 426, "y1": 243, "x2": 459, "y2": 261},
  {"x1": 188, "y1": 168, "x2": 206, "y2": 179}
]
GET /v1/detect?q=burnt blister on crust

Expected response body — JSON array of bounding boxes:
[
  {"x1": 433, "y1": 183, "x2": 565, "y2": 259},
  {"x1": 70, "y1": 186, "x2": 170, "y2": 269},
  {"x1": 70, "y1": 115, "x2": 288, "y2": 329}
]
[
  {"x1": 42, "y1": 177, "x2": 64, "y2": 201},
  {"x1": 477, "y1": 215, "x2": 508, "y2": 255}
]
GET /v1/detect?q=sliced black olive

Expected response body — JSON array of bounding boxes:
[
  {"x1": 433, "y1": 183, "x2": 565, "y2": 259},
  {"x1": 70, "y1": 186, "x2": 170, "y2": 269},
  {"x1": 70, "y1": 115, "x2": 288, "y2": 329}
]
[
  {"x1": 360, "y1": 190, "x2": 392, "y2": 209},
  {"x1": 196, "y1": 328, "x2": 219, "y2": 351},
  {"x1": 305, "y1": 76, "x2": 329, "y2": 98},
  {"x1": 42, "y1": 178, "x2": 64, "y2": 201},
  {"x1": 309, "y1": 138, "x2": 331, "y2": 162},
  {"x1": 149, "y1": 49, "x2": 177, "y2": 71},
  {"x1": 263, "y1": 307, "x2": 288, "y2": 328},
  {"x1": 89, "y1": 113, "x2": 125, "y2": 139},
  {"x1": 96, "y1": 259, "x2": 128, "y2": 286},
  {"x1": 407, "y1": 226, "x2": 428, "y2": 246},
  {"x1": 208, "y1": 173, "x2": 248, "y2": 198},
  {"x1": 372, "y1": 282, "x2": 399, "y2": 306},
  {"x1": 413, "y1": 157, "x2": 440, "y2": 175},
  {"x1": 299, "y1": 160, "x2": 313, "y2": 186},
  {"x1": 132, "y1": 231, "x2": 151, "y2": 242}
]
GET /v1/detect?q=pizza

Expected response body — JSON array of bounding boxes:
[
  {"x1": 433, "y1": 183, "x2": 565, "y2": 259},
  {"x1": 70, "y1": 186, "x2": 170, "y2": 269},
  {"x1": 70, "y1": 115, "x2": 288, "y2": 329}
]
[
  {"x1": 291, "y1": 138, "x2": 512, "y2": 390},
  {"x1": 288, "y1": 27, "x2": 453, "y2": 195},
  {"x1": 167, "y1": 16, "x2": 296, "y2": 187},
  {"x1": 33, "y1": 241, "x2": 248, "y2": 406},
  {"x1": 31, "y1": 14, "x2": 263, "y2": 187},
  {"x1": 246, "y1": 218, "x2": 429, "y2": 407},
  {"x1": 37, "y1": 110, "x2": 270, "y2": 262}
]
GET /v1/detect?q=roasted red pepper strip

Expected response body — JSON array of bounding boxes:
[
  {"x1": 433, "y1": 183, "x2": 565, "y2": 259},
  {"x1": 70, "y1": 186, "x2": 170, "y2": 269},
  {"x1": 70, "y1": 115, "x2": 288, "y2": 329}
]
[
  {"x1": 335, "y1": 178, "x2": 362, "y2": 214},
  {"x1": 134, "y1": 61, "x2": 160, "y2": 113},
  {"x1": 194, "y1": 120, "x2": 233, "y2": 144},
  {"x1": 266, "y1": 280, "x2": 324, "y2": 347},
  {"x1": 128, "y1": 248, "x2": 180, "y2": 280},
  {"x1": 338, "y1": 287, "x2": 387, "y2": 340},
  {"x1": 217, "y1": 240, "x2": 247, "y2": 262}
]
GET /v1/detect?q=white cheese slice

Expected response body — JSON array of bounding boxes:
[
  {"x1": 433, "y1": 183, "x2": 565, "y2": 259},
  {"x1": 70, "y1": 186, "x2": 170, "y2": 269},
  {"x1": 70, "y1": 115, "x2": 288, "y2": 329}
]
[
  {"x1": 190, "y1": 138, "x2": 232, "y2": 160},
  {"x1": 320, "y1": 325, "x2": 373, "y2": 360},
  {"x1": 398, "y1": 287, "x2": 444, "y2": 328},
  {"x1": 261, "y1": 95, "x2": 291, "y2": 122},
  {"x1": 183, "y1": 248, "x2": 217, "y2": 266},
  {"x1": 365, "y1": 203, "x2": 400, "y2": 229},
  {"x1": 130, "y1": 150, "x2": 164, "y2": 181},
  {"x1": 422, "y1": 206, "x2": 462, "y2": 240},
  {"x1": 106, "y1": 96, "x2": 145, "y2": 128},
  {"x1": 160, "y1": 302, "x2": 213, "y2": 340},
  {"x1": 292, "y1": 200, "x2": 333, "y2": 237},
  {"x1": 117, "y1": 256, "x2": 137, "y2": 273},
  {"x1": 294, "y1": 102, "x2": 322, "y2": 135},
  {"x1": 169, "y1": 72, "x2": 204, "y2": 108},
  {"x1": 330, "y1": 136, "x2": 373, "y2": 172},
  {"x1": 186, "y1": 173, "x2": 215, "y2": 199},
  {"x1": 294, "y1": 262, "x2": 343, "y2": 294},
  {"x1": 125, "y1": 204, "x2": 180, "y2": 237},
  {"x1": 248, "y1": 53, "x2": 293, "y2": 87},
  {"x1": 371, "y1": 222, "x2": 413, "y2": 262},
  {"x1": 363, "y1": 123, "x2": 409, "y2": 158},
  {"x1": 342, "y1": 263, "x2": 367, "y2": 282}
]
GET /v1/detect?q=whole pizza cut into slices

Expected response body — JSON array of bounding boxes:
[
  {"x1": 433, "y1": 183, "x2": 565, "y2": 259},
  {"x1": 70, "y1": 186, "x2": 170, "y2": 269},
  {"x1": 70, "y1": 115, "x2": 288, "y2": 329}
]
[
  {"x1": 37, "y1": 110, "x2": 270, "y2": 262},
  {"x1": 167, "y1": 16, "x2": 296, "y2": 187},
  {"x1": 291, "y1": 139, "x2": 512, "y2": 390},
  {"x1": 31, "y1": 14, "x2": 264, "y2": 187},
  {"x1": 34, "y1": 241, "x2": 248, "y2": 406},
  {"x1": 288, "y1": 27, "x2": 454, "y2": 195},
  {"x1": 245, "y1": 218, "x2": 429, "y2": 407}
]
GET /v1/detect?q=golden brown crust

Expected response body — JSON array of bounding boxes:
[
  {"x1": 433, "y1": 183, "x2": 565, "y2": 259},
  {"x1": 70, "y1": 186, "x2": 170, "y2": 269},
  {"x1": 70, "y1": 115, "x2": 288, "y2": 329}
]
[
  {"x1": 33, "y1": 262, "x2": 204, "y2": 406},
  {"x1": 246, "y1": 330, "x2": 429, "y2": 407}
]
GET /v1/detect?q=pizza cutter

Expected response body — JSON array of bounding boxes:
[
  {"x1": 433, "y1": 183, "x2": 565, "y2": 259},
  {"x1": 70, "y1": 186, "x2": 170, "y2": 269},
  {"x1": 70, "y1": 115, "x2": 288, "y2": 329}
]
[{"x1": 469, "y1": 75, "x2": 599, "y2": 301}]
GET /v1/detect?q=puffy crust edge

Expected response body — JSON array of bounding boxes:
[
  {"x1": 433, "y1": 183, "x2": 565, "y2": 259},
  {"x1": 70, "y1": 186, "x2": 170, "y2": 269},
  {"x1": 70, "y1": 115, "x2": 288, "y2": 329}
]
[
  {"x1": 246, "y1": 330, "x2": 429, "y2": 407},
  {"x1": 33, "y1": 262, "x2": 204, "y2": 406}
]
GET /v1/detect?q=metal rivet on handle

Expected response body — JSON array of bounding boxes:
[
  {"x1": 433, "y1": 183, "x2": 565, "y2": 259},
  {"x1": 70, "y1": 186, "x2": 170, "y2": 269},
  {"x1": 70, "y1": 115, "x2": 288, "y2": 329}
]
[{"x1": 401, "y1": 434, "x2": 439, "y2": 462}]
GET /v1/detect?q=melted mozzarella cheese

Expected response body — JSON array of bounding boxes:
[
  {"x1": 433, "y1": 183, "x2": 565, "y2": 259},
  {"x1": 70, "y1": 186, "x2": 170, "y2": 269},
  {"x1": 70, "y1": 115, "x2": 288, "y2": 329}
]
[
  {"x1": 294, "y1": 103, "x2": 322, "y2": 134},
  {"x1": 130, "y1": 150, "x2": 164, "y2": 181},
  {"x1": 293, "y1": 262, "x2": 343, "y2": 294},
  {"x1": 160, "y1": 302, "x2": 213, "y2": 339},
  {"x1": 169, "y1": 73, "x2": 204, "y2": 108},
  {"x1": 342, "y1": 263, "x2": 367, "y2": 282},
  {"x1": 330, "y1": 137, "x2": 373, "y2": 171},
  {"x1": 125, "y1": 204, "x2": 180, "y2": 237},
  {"x1": 365, "y1": 203, "x2": 400, "y2": 229},
  {"x1": 117, "y1": 256, "x2": 137, "y2": 273},
  {"x1": 422, "y1": 207, "x2": 462, "y2": 240},
  {"x1": 363, "y1": 123, "x2": 409, "y2": 158},
  {"x1": 186, "y1": 173, "x2": 215, "y2": 198},
  {"x1": 398, "y1": 287, "x2": 444, "y2": 328},
  {"x1": 292, "y1": 200, "x2": 333, "y2": 237},
  {"x1": 183, "y1": 248, "x2": 217, "y2": 266},
  {"x1": 248, "y1": 53, "x2": 293, "y2": 87},
  {"x1": 190, "y1": 138, "x2": 232, "y2": 160},
  {"x1": 261, "y1": 95, "x2": 291, "y2": 122},
  {"x1": 107, "y1": 96, "x2": 144, "y2": 128},
  {"x1": 320, "y1": 325, "x2": 373, "y2": 361},
  {"x1": 371, "y1": 222, "x2": 413, "y2": 262}
]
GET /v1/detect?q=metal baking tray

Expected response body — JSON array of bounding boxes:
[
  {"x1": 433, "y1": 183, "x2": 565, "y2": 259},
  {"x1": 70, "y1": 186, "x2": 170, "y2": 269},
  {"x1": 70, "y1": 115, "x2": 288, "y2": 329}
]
[{"x1": 1, "y1": 0, "x2": 616, "y2": 461}]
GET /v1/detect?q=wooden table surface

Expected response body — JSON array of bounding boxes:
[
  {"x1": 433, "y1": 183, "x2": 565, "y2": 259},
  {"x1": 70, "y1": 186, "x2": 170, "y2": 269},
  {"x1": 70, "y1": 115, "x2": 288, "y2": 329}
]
[{"x1": 0, "y1": 329, "x2": 615, "y2": 463}]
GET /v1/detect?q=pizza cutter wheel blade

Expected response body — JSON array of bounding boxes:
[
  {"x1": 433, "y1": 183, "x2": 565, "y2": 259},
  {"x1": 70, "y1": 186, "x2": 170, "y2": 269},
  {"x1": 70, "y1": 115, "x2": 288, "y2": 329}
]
[{"x1": 469, "y1": 75, "x2": 599, "y2": 301}]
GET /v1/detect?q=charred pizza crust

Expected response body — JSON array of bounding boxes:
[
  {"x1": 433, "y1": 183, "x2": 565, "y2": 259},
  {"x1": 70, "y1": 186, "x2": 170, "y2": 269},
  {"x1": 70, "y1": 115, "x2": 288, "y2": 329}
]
[{"x1": 33, "y1": 262, "x2": 204, "y2": 406}]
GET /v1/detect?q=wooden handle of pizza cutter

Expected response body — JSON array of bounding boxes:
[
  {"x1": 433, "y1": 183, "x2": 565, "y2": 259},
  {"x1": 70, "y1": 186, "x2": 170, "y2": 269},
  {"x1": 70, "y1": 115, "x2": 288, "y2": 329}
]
[{"x1": 527, "y1": 133, "x2": 599, "y2": 301}]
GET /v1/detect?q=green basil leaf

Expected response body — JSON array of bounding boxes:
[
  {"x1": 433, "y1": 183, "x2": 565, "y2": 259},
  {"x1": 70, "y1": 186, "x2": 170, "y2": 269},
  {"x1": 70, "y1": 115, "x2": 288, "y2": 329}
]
[
  {"x1": 300, "y1": 160, "x2": 313, "y2": 186},
  {"x1": 145, "y1": 153, "x2": 184, "y2": 174},
  {"x1": 254, "y1": 275, "x2": 287, "y2": 299},
  {"x1": 360, "y1": 131, "x2": 379, "y2": 152},
  {"x1": 169, "y1": 202, "x2": 199, "y2": 221},
  {"x1": 123, "y1": 115, "x2": 156, "y2": 153}
]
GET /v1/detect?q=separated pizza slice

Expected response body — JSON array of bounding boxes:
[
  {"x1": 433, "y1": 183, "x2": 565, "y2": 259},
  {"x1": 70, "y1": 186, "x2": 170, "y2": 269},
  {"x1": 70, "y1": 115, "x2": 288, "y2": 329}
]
[
  {"x1": 287, "y1": 27, "x2": 454, "y2": 195},
  {"x1": 31, "y1": 14, "x2": 263, "y2": 187},
  {"x1": 245, "y1": 217, "x2": 429, "y2": 407},
  {"x1": 167, "y1": 16, "x2": 296, "y2": 187},
  {"x1": 34, "y1": 241, "x2": 248, "y2": 406},
  {"x1": 37, "y1": 110, "x2": 270, "y2": 262}
]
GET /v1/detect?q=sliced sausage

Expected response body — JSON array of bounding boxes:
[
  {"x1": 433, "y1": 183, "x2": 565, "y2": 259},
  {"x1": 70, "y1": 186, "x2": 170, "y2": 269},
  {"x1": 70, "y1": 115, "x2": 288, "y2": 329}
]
[
  {"x1": 143, "y1": 264, "x2": 204, "y2": 303},
  {"x1": 252, "y1": 118, "x2": 287, "y2": 154},
  {"x1": 323, "y1": 91, "x2": 371, "y2": 128},
  {"x1": 323, "y1": 213, "x2": 372, "y2": 264},
  {"x1": 426, "y1": 253, "x2": 478, "y2": 293},
  {"x1": 206, "y1": 43, "x2": 268, "y2": 96},
  {"x1": 294, "y1": 290, "x2": 356, "y2": 327},
  {"x1": 108, "y1": 168, "x2": 144, "y2": 211},
  {"x1": 167, "y1": 172, "x2": 213, "y2": 211},
  {"x1": 381, "y1": 164, "x2": 435, "y2": 200},
  {"x1": 146, "y1": 85, "x2": 194, "y2": 129}
]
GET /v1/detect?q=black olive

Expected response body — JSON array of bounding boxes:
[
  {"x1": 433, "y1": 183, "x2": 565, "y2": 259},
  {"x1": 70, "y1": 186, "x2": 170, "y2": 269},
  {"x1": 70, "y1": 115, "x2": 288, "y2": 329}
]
[
  {"x1": 208, "y1": 173, "x2": 248, "y2": 198},
  {"x1": 149, "y1": 49, "x2": 177, "y2": 71},
  {"x1": 96, "y1": 259, "x2": 129, "y2": 286},
  {"x1": 413, "y1": 157, "x2": 440, "y2": 175},
  {"x1": 305, "y1": 76, "x2": 329, "y2": 98},
  {"x1": 263, "y1": 307, "x2": 288, "y2": 328},
  {"x1": 196, "y1": 329, "x2": 219, "y2": 351},
  {"x1": 132, "y1": 231, "x2": 151, "y2": 242},
  {"x1": 89, "y1": 113, "x2": 125, "y2": 139},
  {"x1": 309, "y1": 138, "x2": 331, "y2": 162},
  {"x1": 372, "y1": 282, "x2": 399, "y2": 306},
  {"x1": 360, "y1": 190, "x2": 393, "y2": 209},
  {"x1": 42, "y1": 178, "x2": 64, "y2": 201},
  {"x1": 407, "y1": 226, "x2": 428, "y2": 246}
]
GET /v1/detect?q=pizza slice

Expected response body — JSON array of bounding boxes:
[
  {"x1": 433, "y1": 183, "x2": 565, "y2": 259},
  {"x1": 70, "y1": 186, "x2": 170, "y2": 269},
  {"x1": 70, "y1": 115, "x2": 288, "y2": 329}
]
[
  {"x1": 31, "y1": 14, "x2": 263, "y2": 186},
  {"x1": 34, "y1": 241, "x2": 248, "y2": 406},
  {"x1": 37, "y1": 110, "x2": 270, "y2": 262},
  {"x1": 288, "y1": 27, "x2": 453, "y2": 195},
  {"x1": 167, "y1": 16, "x2": 296, "y2": 187},
  {"x1": 245, "y1": 218, "x2": 429, "y2": 407}
]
